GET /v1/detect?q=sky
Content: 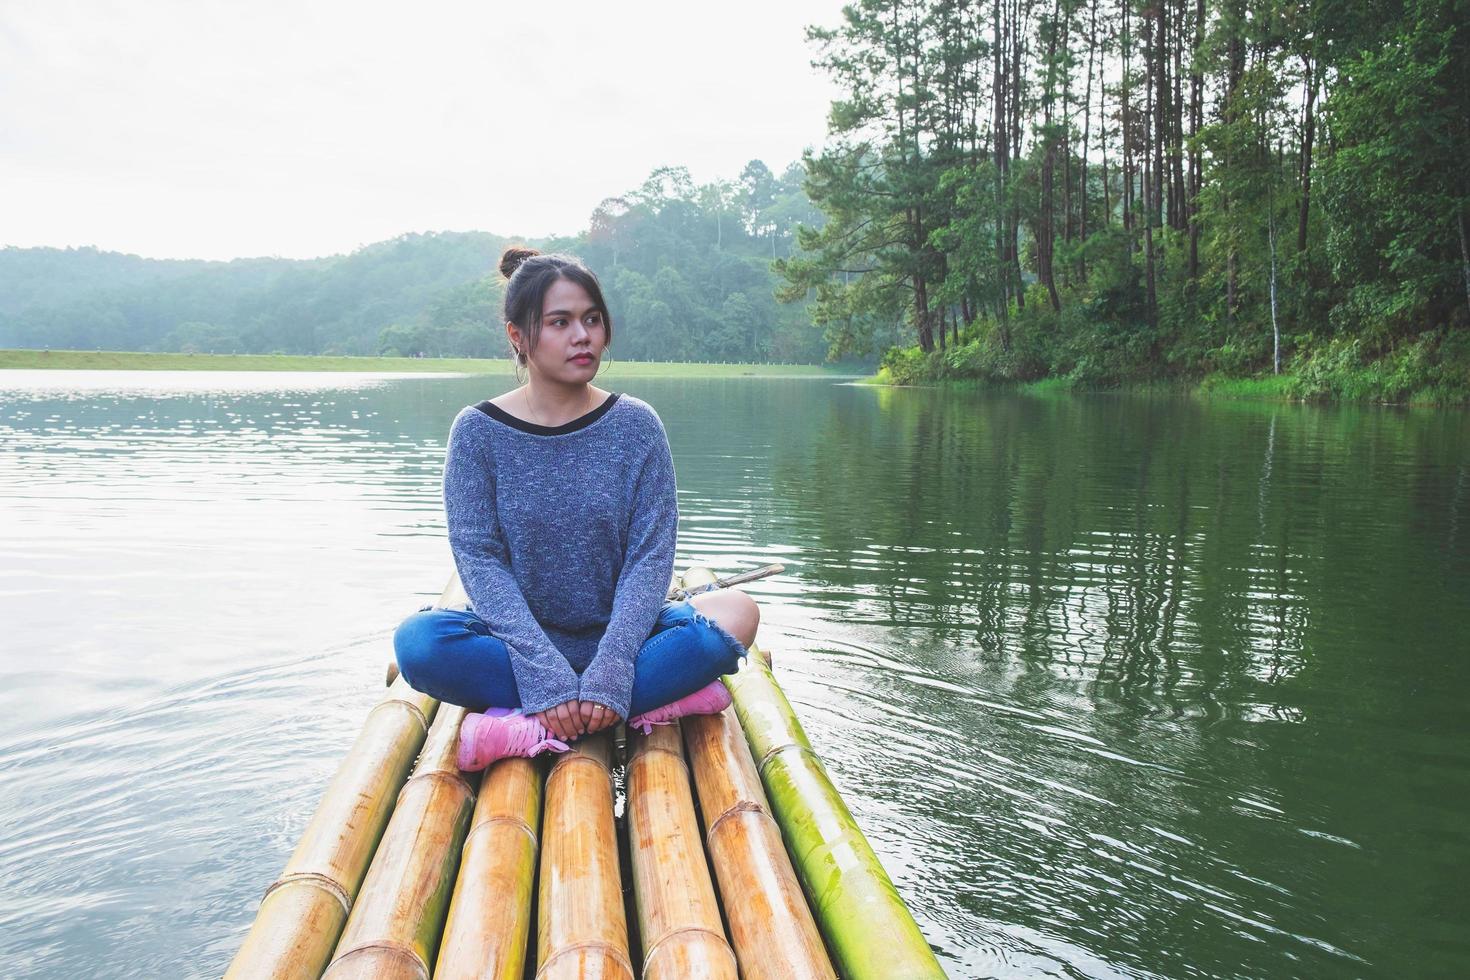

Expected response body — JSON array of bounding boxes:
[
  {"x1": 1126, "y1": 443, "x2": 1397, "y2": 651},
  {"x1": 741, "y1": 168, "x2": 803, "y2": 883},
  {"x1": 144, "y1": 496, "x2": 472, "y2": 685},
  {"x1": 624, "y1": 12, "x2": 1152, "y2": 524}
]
[{"x1": 0, "y1": 0, "x2": 844, "y2": 260}]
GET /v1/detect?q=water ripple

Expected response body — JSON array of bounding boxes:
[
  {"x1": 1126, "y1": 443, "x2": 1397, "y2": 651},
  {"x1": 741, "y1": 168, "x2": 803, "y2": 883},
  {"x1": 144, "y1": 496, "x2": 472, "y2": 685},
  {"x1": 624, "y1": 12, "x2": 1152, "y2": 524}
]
[{"x1": 2, "y1": 374, "x2": 1467, "y2": 976}]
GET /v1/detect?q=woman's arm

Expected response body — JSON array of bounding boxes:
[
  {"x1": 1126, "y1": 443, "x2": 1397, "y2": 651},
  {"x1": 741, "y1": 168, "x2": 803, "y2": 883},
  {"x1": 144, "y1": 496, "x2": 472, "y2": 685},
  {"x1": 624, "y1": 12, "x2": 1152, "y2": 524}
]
[
  {"x1": 578, "y1": 420, "x2": 678, "y2": 721},
  {"x1": 444, "y1": 411, "x2": 581, "y2": 716}
]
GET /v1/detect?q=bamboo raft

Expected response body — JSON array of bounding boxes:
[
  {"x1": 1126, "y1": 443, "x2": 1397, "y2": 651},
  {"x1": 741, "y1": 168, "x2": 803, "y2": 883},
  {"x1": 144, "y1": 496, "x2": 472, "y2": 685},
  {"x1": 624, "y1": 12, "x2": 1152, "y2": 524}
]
[{"x1": 226, "y1": 566, "x2": 947, "y2": 979}]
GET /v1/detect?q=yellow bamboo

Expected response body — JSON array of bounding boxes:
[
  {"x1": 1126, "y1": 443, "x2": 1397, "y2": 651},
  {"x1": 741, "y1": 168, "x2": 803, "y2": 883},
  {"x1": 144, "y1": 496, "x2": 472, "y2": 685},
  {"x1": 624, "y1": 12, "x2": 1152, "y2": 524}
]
[
  {"x1": 678, "y1": 565, "x2": 832, "y2": 980},
  {"x1": 225, "y1": 677, "x2": 437, "y2": 979},
  {"x1": 626, "y1": 724, "x2": 738, "y2": 980},
  {"x1": 435, "y1": 755, "x2": 544, "y2": 979},
  {"x1": 682, "y1": 710, "x2": 835, "y2": 980},
  {"x1": 323, "y1": 704, "x2": 476, "y2": 979},
  {"x1": 535, "y1": 733, "x2": 633, "y2": 980},
  {"x1": 682, "y1": 565, "x2": 944, "y2": 979}
]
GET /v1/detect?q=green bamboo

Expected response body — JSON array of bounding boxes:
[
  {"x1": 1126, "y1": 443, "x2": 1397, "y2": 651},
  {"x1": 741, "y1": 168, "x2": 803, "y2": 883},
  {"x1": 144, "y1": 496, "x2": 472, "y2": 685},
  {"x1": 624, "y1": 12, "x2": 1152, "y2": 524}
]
[{"x1": 680, "y1": 566, "x2": 947, "y2": 980}]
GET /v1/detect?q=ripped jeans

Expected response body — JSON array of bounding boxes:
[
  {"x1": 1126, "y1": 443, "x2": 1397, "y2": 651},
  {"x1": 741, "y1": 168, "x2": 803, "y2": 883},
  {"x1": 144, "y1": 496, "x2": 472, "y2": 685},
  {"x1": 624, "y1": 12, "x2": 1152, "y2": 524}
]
[{"x1": 392, "y1": 600, "x2": 745, "y2": 717}]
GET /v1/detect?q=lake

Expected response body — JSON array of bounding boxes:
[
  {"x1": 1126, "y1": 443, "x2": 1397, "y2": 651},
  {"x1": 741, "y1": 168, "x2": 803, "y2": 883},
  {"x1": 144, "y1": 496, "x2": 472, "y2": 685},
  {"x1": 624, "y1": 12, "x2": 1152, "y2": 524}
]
[{"x1": 1, "y1": 370, "x2": 1467, "y2": 977}]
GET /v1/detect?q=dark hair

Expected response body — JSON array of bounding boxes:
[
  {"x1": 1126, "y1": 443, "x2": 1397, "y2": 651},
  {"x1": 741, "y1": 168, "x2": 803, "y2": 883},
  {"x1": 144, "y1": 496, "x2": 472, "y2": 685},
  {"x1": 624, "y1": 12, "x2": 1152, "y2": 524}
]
[{"x1": 498, "y1": 246, "x2": 613, "y2": 363}]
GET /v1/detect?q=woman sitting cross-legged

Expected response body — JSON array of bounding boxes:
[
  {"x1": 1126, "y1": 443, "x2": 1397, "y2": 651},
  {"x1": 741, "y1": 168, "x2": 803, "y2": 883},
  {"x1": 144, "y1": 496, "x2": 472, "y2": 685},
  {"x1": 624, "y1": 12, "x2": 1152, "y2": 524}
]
[{"x1": 392, "y1": 246, "x2": 758, "y2": 771}]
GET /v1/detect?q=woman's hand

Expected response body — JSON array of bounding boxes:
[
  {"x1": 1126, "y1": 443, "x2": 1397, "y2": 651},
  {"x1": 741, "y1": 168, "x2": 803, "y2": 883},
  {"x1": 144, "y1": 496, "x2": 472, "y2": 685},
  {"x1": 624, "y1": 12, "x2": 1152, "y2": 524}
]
[
  {"x1": 579, "y1": 701, "x2": 620, "y2": 735},
  {"x1": 534, "y1": 700, "x2": 584, "y2": 742},
  {"x1": 534, "y1": 700, "x2": 621, "y2": 740}
]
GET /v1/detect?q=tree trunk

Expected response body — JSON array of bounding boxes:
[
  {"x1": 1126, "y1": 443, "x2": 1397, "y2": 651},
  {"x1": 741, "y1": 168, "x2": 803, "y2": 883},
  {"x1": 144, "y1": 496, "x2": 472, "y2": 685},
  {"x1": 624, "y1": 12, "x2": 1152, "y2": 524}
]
[
  {"x1": 1101, "y1": 20, "x2": 1112, "y2": 230},
  {"x1": 1296, "y1": 53, "x2": 1317, "y2": 255},
  {"x1": 1081, "y1": 0, "x2": 1097, "y2": 252},
  {"x1": 1143, "y1": 4, "x2": 1158, "y2": 320},
  {"x1": 1225, "y1": 0, "x2": 1245, "y2": 319},
  {"x1": 1176, "y1": 5, "x2": 1185, "y2": 231},
  {"x1": 1153, "y1": 0, "x2": 1167, "y2": 252},
  {"x1": 1458, "y1": 209, "x2": 1470, "y2": 319},
  {"x1": 1188, "y1": 0, "x2": 1203, "y2": 278},
  {"x1": 1269, "y1": 199, "x2": 1280, "y2": 374},
  {"x1": 1039, "y1": 0, "x2": 1062, "y2": 311},
  {"x1": 1010, "y1": 0, "x2": 1026, "y2": 310},
  {"x1": 1061, "y1": 2, "x2": 1074, "y2": 250},
  {"x1": 916, "y1": 275, "x2": 935, "y2": 352},
  {"x1": 1122, "y1": 0, "x2": 1133, "y2": 238},
  {"x1": 993, "y1": 0, "x2": 1011, "y2": 323}
]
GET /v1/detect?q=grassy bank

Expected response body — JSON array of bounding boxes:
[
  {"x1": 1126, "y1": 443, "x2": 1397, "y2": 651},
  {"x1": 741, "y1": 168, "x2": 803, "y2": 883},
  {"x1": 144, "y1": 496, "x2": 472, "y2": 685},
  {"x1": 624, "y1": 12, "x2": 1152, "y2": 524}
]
[
  {"x1": 0, "y1": 349, "x2": 858, "y2": 378},
  {"x1": 864, "y1": 369, "x2": 1470, "y2": 405},
  {"x1": 863, "y1": 366, "x2": 1444, "y2": 404},
  {"x1": 862, "y1": 362, "x2": 1265, "y2": 393},
  {"x1": 868, "y1": 328, "x2": 1470, "y2": 406}
]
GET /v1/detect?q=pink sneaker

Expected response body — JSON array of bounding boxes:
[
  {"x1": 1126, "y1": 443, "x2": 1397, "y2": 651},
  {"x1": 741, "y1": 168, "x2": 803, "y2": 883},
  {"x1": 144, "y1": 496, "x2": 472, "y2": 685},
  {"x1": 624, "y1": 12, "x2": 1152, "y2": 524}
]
[
  {"x1": 628, "y1": 681, "x2": 733, "y2": 735},
  {"x1": 456, "y1": 708, "x2": 569, "y2": 771}
]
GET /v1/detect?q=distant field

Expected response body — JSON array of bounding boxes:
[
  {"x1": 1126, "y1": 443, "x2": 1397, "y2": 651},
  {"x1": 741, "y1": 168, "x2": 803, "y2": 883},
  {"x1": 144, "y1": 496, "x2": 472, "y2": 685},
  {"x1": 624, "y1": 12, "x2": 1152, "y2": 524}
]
[{"x1": 0, "y1": 349, "x2": 858, "y2": 378}]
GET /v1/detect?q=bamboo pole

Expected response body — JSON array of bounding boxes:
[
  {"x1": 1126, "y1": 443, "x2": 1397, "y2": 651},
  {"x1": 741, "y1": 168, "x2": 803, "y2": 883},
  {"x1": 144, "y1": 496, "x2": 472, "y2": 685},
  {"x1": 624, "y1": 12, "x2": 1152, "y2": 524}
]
[
  {"x1": 682, "y1": 711, "x2": 835, "y2": 980},
  {"x1": 680, "y1": 566, "x2": 946, "y2": 979},
  {"x1": 730, "y1": 659, "x2": 946, "y2": 978},
  {"x1": 626, "y1": 723, "x2": 738, "y2": 980},
  {"x1": 535, "y1": 733, "x2": 633, "y2": 980},
  {"x1": 678, "y1": 566, "x2": 834, "y2": 980},
  {"x1": 435, "y1": 755, "x2": 544, "y2": 979},
  {"x1": 323, "y1": 704, "x2": 476, "y2": 979},
  {"x1": 225, "y1": 677, "x2": 437, "y2": 979}
]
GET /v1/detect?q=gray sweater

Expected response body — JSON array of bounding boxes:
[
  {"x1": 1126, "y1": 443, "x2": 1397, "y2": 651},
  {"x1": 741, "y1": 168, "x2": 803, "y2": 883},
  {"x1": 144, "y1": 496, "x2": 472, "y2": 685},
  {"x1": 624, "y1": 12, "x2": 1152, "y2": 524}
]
[{"x1": 443, "y1": 393, "x2": 677, "y2": 720}]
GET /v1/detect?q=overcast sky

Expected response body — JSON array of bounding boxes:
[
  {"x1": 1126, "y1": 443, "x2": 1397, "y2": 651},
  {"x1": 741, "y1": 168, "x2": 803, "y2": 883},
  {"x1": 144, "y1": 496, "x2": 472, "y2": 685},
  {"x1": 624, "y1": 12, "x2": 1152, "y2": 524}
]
[{"x1": 0, "y1": 0, "x2": 843, "y2": 260}]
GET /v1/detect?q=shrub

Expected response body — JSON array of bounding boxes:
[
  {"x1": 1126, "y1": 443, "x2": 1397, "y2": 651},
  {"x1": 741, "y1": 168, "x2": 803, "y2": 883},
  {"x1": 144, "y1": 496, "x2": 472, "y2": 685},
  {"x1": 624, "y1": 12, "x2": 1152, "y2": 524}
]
[
  {"x1": 1293, "y1": 329, "x2": 1470, "y2": 404},
  {"x1": 877, "y1": 345, "x2": 935, "y2": 385}
]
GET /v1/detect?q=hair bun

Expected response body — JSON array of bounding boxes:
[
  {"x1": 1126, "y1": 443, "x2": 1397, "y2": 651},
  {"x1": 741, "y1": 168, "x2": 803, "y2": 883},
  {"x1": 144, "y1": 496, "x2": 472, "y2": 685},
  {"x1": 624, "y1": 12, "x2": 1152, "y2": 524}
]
[{"x1": 498, "y1": 245, "x2": 540, "y2": 280}]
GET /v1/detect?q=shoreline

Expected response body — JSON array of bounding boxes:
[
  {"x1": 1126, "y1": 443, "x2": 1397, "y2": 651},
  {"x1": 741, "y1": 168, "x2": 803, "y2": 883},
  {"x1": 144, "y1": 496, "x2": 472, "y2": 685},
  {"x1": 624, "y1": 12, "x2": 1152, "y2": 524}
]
[
  {"x1": 857, "y1": 370, "x2": 1469, "y2": 407},
  {"x1": 0, "y1": 349, "x2": 861, "y2": 379}
]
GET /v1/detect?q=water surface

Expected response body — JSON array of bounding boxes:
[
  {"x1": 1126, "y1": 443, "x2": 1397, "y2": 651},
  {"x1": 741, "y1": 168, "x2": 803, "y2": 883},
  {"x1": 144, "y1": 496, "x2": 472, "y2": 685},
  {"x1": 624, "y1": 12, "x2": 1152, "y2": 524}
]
[{"x1": 1, "y1": 370, "x2": 1467, "y2": 977}]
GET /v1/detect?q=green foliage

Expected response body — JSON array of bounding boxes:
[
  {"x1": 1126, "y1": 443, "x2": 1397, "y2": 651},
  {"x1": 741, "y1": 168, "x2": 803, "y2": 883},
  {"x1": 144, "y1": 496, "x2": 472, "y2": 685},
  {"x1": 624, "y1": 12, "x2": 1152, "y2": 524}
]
[
  {"x1": 0, "y1": 348, "x2": 859, "y2": 377},
  {"x1": 569, "y1": 160, "x2": 826, "y2": 363},
  {"x1": 1, "y1": 162, "x2": 834, "y2": 366},
  {"x1": 163, "y1": 321, "x2": 237, "y2": 354},
  {"x1": 1195, "y1": 373, "x2": 1298, "y2": 400},
  {"x1": 0, "y1": 232, "x2": 504, "y2": 356},
  {"x1": 788, "y1": 0, "x2": 1468, "y2": 400},
  {"x1": 1319, "y1": 0, "x2": 1468, "y2": 340},
  {"x1": 1292, "y1": 330, "x2": 1470, "y2": 404},
  {"x1": 0, "y1": 161, "x2": 834, "y2": 367},
  {"x1": 876, "y1": 345, "x2": 931, "y2": 385}
]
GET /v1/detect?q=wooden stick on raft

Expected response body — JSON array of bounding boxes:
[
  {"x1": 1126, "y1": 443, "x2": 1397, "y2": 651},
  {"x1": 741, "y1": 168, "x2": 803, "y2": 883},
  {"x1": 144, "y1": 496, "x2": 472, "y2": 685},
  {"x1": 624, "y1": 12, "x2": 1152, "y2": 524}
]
[
  {"x1": 667, "y1": 562, "x2": 785, "y2": 601},
  {"x1": 536, "y1": 732, "x2": 633, "y2": 980},
  {"x1": 626, "y1": 723, "x2": 738, "y2": 980},
  {"x1": 435, "y1": 754, "x2": 544, "y2": 979},
  {"x1": 676, "y1": 567, "x2": 835, "y2": 980},
  {"x1": 322, "y1": 703, "x2": 476, "y2": 979},
  {"x1": 224, "y1": 677, "x2": 437, "y2": 979},
  {"x1": 680, "y1": 566, "x2": 948, "y2": 979}
]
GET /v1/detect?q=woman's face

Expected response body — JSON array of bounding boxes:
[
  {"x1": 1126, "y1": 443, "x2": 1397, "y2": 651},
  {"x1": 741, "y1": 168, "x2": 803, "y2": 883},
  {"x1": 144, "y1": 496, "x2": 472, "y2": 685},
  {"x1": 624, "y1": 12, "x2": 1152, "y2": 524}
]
[{"x1": 512, "y1": 276, "x2": 608, "y2": 385}]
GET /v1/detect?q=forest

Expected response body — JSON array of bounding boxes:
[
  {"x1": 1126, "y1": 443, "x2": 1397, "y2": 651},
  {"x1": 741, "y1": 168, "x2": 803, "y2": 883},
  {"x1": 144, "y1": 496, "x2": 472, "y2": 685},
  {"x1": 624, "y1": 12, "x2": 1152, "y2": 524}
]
[
  {"x1": 3, "y1": 0, "x2": 1466, "y2": 398},
  {"x1": 779, "y1": 0, "x2": 1469, "y2": 400},
  {"x1": 0, "y1": 161, "x2": 827, "y2": 365}
]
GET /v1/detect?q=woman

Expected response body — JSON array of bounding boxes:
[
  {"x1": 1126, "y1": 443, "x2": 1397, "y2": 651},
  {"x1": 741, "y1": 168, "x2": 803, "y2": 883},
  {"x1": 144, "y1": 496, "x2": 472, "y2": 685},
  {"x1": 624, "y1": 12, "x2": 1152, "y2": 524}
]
[{"x1": 393, "y1": 246, "x2": 757, "y2": 771}]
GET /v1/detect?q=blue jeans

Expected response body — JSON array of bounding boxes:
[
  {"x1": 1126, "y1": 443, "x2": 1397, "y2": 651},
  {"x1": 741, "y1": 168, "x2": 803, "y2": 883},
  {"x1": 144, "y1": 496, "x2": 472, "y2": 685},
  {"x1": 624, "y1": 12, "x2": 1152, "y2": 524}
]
[{"x1": 393, "y1": 600, "x2": 745, "y2": 717}]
